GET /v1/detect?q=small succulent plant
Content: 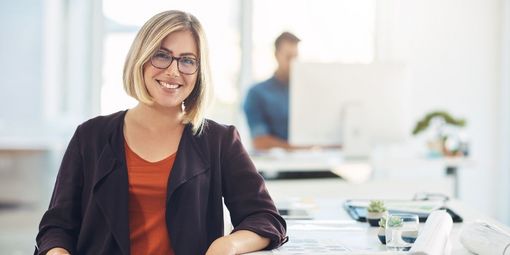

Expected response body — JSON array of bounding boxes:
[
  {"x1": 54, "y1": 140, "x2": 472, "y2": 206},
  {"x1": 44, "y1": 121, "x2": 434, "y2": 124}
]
[
  {"x1": 387, "y1": 215, "x2": 404, "y2": 228},
  {"x1": 378, "y1": 215, "x2": 387, "y2": 228},
  {"x1": 377, "y1": 215, "x2": 388, "y2": 244},
  {"x1": 367, "y1": 200, "x2": 386, "y2": 213}
]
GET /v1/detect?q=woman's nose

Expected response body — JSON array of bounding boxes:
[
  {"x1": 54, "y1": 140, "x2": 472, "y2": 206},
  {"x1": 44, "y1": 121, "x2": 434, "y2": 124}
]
[{"x1": 165, "y1": 60, "x2": 180, "y2": 77}]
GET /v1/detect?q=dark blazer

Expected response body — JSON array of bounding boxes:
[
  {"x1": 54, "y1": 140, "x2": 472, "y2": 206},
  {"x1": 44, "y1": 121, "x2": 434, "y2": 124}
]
[{"x1": 35, "y1": 110, "x2": 287, "y2": 255}]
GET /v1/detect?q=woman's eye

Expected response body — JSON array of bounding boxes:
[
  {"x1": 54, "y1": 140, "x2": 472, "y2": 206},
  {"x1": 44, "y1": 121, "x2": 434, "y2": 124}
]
[
  {"x1": 155, "y1": 52, "x2": 171, "y2": 59},
  {"x1": 181, "y1": 58, "x2": 196, "y2": 65}
]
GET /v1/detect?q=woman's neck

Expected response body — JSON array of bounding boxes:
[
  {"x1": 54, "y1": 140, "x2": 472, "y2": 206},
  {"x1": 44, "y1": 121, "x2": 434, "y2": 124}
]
[{"x1": 129, "y1": 103, "x2": 184, "y2": 132}]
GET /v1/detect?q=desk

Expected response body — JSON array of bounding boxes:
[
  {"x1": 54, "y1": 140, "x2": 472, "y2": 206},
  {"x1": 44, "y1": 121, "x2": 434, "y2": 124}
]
[
  {"x1": 248, "y1": 197, "x2": 502, "y2": 254},
  {"x1": 372, "y1": 156, "x2": 474, "y2": 199},
  {"x1": 250, "y1": 149, "x2": 373, "y2": 183},
  {"x1": 251, "y1": 150, "x2": 472, "y2": 198},
  {"x1": 251, "y1": 149, "x2": 345, "y2": 172}
]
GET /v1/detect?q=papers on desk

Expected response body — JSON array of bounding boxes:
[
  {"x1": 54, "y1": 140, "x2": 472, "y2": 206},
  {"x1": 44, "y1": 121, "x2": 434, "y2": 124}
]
[
  {"x1": 409, "y1": 210, "x2": 453, "y2": 255},
  {"x1": 267, "y1": 211, "x2": 454, "y2": 255},
  {"x1": 460, "y1": 221, "x2": 510, "y2": 255},
  {"x1": 272, "y1": 220, "x2": 389, "y2": 254}
]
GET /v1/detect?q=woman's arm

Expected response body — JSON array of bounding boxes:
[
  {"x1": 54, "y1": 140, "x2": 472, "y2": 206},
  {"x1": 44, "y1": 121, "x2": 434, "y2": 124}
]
[
  {"x1": 45, "y1": 247, "x2": 70, "y2": 255},
  {"x1": 220, "y1": 126, "x2": 287, "y2": 251},
  {"x1": 206, "y1": 230, "x2": 270, "y2": 255},
  {"x1": 35, "y1": 127, "x2": 84, "y2": 255}
]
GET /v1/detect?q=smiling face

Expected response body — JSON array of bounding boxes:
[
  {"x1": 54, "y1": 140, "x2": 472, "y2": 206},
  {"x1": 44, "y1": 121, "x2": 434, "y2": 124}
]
[{"x1": 143, "y1": 30, "x2": 199, "y2": 110}]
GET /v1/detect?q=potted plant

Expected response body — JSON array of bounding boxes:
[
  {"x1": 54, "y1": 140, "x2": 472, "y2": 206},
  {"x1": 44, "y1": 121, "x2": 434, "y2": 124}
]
[
  {"x1": 385, "y1": 215, "x2": 404, "y2": 250},
  {"x1": 385, "y1": 214, "x2": 419, "y2": 251},
  {"x1": 366, "y1": 200, "x2": 387, "y2": 227},
  {"x1": 412, "y1": 111, "x2": 468, "y2": 157},
  {"x1": 377, "y1": 215, "x2": 387, "y2": 244},
  {"x1": 378, "y1": 215, "x2": 417, "y2": 246}
]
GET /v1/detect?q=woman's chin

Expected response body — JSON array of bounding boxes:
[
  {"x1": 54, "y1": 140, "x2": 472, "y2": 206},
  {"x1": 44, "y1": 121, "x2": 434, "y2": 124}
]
[{"x1": 150, "y1": 100, "x2": 181, "y2": 111}]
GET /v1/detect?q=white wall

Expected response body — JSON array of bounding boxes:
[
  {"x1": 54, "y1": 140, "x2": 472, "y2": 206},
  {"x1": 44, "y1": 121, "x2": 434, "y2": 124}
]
[
  {"x1": 0, "y1": 1, "x2": 43, "y2": 128},
  {"x1": 499, "y1": 0, "x2": 510, "y2": 224},
  {"x1": 0, "y1": 0, "x2": 103, "y2": 143},
  {"x1": 376, "y1": 0, "x2": 503, "y2": 219}
]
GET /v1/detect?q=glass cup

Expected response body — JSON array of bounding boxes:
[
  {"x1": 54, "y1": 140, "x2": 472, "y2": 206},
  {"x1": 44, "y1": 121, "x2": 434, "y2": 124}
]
[{"x1": 385, "y1": 213, "x2": 419, "y2": 251}]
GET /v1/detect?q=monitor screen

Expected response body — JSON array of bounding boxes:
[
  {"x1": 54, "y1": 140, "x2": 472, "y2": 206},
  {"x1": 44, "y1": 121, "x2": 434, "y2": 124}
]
[{"x1": 289, "y1": 62, "x2": 411, "y2": 157}]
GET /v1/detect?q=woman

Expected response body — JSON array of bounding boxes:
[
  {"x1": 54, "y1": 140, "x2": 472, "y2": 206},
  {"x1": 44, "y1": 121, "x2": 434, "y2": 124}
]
[{"x1": 35, "y1": 10, "x2": 287, "y2": 255}]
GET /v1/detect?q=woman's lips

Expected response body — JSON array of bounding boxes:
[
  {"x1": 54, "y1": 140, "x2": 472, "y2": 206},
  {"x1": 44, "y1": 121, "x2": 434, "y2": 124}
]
[{"x1": 157, "y1": 80, "x2": 182, "y2": 90}]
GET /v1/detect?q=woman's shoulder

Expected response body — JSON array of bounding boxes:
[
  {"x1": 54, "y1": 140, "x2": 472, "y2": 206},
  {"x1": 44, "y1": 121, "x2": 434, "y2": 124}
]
[
  {"x1": 77, "y1": 110, "x2": 126, "y2": 136},
  {"x1": 193, "y1": 119, "x2": 246, "y2": 157},
  {"x1": 197, "y1": 119, "x2": 239, "y2": 141},
  {"x1": 201, "y1": 119, "x2": 236, "y2": 133}
]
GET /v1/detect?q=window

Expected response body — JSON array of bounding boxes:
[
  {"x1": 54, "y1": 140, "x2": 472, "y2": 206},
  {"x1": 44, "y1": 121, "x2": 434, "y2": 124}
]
[{"x1": 251, "y1": 0, "x2": 376, "y2": 81}]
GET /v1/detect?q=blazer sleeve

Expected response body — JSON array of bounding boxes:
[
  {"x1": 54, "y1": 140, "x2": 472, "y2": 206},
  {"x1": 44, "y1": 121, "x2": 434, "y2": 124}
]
[
  {"x1": 35, "y1": 126, "x2": 84, "y2": 255},
  {"x1": 221, "y1": 126, "x2": 287, "y2": 250}
]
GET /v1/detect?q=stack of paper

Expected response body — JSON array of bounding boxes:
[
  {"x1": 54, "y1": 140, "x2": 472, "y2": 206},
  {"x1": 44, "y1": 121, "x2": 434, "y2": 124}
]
[
  {"x1": 460, "y1": 221, "x2": 510, "y2": 255},
  {"x1": 409, "y1": 210, "x2": 453, "y2": 255}
]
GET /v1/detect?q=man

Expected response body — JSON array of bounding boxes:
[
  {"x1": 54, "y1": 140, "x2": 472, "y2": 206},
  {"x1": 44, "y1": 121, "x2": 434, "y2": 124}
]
[{"x1": 243, "y1": 32, "x2": 300, "y2": 150}]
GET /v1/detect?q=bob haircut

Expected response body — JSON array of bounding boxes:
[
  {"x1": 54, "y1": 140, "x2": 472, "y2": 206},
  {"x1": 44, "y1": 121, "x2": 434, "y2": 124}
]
[{"x1": 123, "y1": 10, "x2": 212, "y2": 135}]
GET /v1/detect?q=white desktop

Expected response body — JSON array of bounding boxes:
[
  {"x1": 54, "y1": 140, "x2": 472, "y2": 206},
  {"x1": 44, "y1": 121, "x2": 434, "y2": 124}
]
[
  {"x1": 289, "y1": 62, "x2": 411, "y2": 157},
  {"x1": 246, "y1": 178, "x2": 510, "y2": 255}
]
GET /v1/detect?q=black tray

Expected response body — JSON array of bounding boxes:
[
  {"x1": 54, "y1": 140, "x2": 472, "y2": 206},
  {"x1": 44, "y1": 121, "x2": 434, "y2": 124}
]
[{"x1": 343, "y1": 200, "x2": 463, "y2": 223}]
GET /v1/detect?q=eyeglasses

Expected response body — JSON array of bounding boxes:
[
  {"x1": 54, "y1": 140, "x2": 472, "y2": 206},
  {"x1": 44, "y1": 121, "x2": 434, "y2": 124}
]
[{"x1": 150, "y1": 50, "x2": 199, "y2": 75}]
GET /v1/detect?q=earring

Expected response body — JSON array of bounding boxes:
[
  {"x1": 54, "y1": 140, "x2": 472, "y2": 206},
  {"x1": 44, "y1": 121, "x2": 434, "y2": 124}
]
[{"x1": 181, "y1": 101, "x2": 186, "y2": 113}]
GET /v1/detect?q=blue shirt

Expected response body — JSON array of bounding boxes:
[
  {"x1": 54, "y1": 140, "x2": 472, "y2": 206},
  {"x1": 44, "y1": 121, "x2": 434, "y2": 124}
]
[{"x1": 243, "y1": 76, "x2": 289, "y2": 141}]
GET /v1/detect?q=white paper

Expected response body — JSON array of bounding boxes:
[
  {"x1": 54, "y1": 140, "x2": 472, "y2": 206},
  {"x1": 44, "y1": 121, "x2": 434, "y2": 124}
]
[
  {"x1": 460, "y1": 221, "x2": 510, "y2": 255},
  {"x1": 409, "y1": 210, "x2": 453, "y2": 255}
]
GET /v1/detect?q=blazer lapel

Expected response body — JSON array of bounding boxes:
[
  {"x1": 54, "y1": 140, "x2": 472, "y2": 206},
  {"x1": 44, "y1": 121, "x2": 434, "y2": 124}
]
[
  {"x1": 166, "y1": 125, "x2": 210, "y2": 201},
  {"x1": 92, "y1": 119, "x2": 130, "y2": 255}
]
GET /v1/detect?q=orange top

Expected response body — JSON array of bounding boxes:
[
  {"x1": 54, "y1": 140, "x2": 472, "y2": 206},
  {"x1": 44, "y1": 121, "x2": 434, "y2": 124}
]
[{"x1": 125, "y1": 141, "x2": 175, "y2": 255}]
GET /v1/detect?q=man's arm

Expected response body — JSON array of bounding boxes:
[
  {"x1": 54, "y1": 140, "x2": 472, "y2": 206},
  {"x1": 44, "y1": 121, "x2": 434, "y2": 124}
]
[
  {"x1": 252, "y1": 135, "x2": 344, "y2": 151},
  {"x1": 253, "y1": 135, "x2": 323, "y2": 151},
  {"x1": 252, "y1": 135, "x2": 292, "y2": 150}
]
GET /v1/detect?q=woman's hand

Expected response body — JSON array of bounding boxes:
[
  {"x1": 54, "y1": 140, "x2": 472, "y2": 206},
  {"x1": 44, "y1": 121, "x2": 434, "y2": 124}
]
[
  {"x1": 205, "y1": 236, "x2": 237, "y2": 255},
  {"x1": 46, "y1": 247, "x2": 70, "y2": 255},
  {"x1": 205, "y1": 230, "x2": 270, "y2": 255}
]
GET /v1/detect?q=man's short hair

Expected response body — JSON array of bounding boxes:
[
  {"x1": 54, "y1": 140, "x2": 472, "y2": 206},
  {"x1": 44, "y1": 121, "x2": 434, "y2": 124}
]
[{"x1": 274, "y1": 32, "x2": 300, "y2": 51}]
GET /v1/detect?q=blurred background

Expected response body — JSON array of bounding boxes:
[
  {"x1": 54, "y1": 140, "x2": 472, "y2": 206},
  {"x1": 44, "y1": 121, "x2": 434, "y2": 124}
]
[{"x1": 0, "y1": 0, "x2": 509, "y2": 253}]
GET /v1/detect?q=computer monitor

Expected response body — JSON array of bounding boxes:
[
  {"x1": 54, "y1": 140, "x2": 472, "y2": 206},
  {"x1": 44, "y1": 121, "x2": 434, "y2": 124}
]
[{"x1": 289, "y1": 62, "x2": 410, "y2": 157}]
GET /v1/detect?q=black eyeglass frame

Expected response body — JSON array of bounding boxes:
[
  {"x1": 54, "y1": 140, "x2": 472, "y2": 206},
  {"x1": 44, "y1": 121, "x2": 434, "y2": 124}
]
[{"x1": 150, "y1": 52, "x2": 200, "y2": 75}]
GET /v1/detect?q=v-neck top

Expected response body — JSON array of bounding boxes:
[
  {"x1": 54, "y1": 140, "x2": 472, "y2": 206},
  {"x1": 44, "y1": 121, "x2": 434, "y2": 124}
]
[{"x1": 125, "y1": 141, "x2": 175, "y2": 255}]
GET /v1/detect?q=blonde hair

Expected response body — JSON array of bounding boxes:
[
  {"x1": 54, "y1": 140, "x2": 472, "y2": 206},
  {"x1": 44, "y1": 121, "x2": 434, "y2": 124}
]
[{"x1": 123, "y1": 10, "x2": 212, "y2": 135}]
